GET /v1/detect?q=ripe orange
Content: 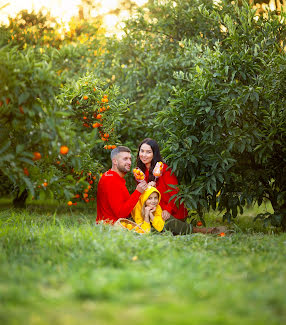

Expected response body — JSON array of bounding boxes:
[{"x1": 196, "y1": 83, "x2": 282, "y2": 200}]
[
  {"x1": 60, "y1": 146, "x2": 69, "y2": 155},
  {"x1": 111, "y1": 145, "x2": 116, "y2": 149},
  {"x1": 83, "y1": 95, "x2": 88, "y2": 100},
  {"x1": 83, "y1": 116, "x2": 87, "y2": 120},
  {"x1": 73, "y1": 202, "x2": 77, "y2": 206},
  {"x1": 219, "y1": 232, "x2": 226, "y2": 237},
  {"x1": 43, "y1": 182, "x2": 48, "y2": 187},
  {"x1": 96, "y1": 114, "x2": 102, "y2": 119},
  {"x1": 23, "y1": 167, "x2": 29, "y2": 176},
  {"x1": 68, "y1": 201, "x2": 73, "y2": 206},
  {"x1": 83, "y1": 193, "x2": 88, "y2": 198},
  {"x1": 103, "y1": 133, "x2": 109, "y2": 138},
  {"x1": 197, "y1": 221, "x2": 203, "y2": 227},
  {"x1": 92, "y1": 123, "x2": 100, "y2": 128},
  {"x1": 33, "y1": 152, "x2": 41, "y2": 161}
]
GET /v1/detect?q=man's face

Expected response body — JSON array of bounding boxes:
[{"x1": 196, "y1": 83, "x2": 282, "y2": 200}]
[{"x1": 115, "y1": 152, "x2": 132, "y2": 174}]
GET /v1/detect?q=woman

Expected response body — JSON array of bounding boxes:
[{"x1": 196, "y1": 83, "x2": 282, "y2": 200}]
[
  {"x1": 136, "y1": 138, "x2": 227, "y2": 235},
  {"x1": 137, "y1": 138, "x2": 187, "y2": 221},
  {"x1": 136, "y1": 138, "x2": 192, "y2": 235}
]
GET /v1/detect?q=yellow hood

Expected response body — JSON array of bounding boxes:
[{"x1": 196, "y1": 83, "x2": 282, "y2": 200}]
[
  {"x1": 131, "y1": 186, "x2": 161, "y2": 223},
  {"x1": 139, "y1": 186, "x2": 161, "y2": 205}
]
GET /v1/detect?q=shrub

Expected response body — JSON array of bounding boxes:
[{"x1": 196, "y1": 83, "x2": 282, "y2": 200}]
[{"x1": 156, "y1": 1, "x2": 286, "y2": 230}]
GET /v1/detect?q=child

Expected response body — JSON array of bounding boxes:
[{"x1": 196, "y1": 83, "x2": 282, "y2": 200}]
[{"x1": 131, "y1": 186, "x2": 164, "y2": 233}]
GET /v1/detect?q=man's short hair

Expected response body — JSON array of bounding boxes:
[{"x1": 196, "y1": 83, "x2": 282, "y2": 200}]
[{"x1": 110, "y1": 146, "x2": 131, "y2": 160}]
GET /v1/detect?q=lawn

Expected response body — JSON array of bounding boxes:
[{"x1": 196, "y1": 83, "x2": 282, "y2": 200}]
[{"x1": 0, "y1": 204, "x2": 285, "y2": 325}]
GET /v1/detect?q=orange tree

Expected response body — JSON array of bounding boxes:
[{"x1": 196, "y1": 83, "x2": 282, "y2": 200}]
[
  {"x1": 93, "y1": 0, "x2": 221, "y2": 148},
  {"x1": 56, "y1": 72, "x2": 130, "y2": 206},
  {"x1": 0, "y1": 36, "x2": 128, "y2": 206},
  {"x1": 156, "y1": 1, "x2": 286, "y2": 230}
]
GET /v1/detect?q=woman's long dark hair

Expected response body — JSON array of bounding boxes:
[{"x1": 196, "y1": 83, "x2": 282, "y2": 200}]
[{"x1": 136, "y1": 138, "x2": 164, "y2": 182}]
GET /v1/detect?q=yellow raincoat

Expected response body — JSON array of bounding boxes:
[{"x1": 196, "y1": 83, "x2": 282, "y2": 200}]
[{"x1": 131, "y1": 186, "x2": 165, "y2": 233}]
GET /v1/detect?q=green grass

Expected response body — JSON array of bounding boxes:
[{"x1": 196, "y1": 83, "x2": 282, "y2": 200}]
[{"x1": 0, "y1": 206, "x2": 285, "y2": 325}]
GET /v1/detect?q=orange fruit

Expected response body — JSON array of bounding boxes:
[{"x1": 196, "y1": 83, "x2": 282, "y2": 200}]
[
  {"x1": 19, "y1": 106, "x2": 24, "y2": 114},
  {"x1": 73, "y1": 202, "x2": 77, "y2": 206},
  {"x1": 83, "y1": 193, "x2": 88, "y2": 198},
  {"x1": 127, "y1": 224, "x2": 133, "y2": 230},
  {"x1": 104, "y1": 133, "x2": 109, "y2": 138},
  {"x1": 68, "y1": 201, "x2": 73, "y2": 206},
  {"x1": 83, "y1": 95, "x2": 88, "y2": 100},
  {"x1": 197, "y1": 221, "x2": 203, "y2": 227},
  {"x1": 219, "y1": 232, "x2": 226, "y2": 237},
  {"x1": 6, "y1": 98, "x2": 10, "y2": 105},
  {"x1": 23, "y1": 167, "x2": 29, "y2": 176},
  {"x1": 43, "y1": 182, "x2": 48, "y2": 187},
  {"x1": 60, "y1": 146, "x2": 69, "y2": 155},
  {"x1": 83, "y1": 116, "x2": 87, "y2": 120},
  {"x1": 96, "y1": 114, "x2": 102, "y2": 119},
  {"x1": 33, "y1": 152, "x2": 41, "y2": 161},
  {"x1": 111, "y1": 145, "x2": 116, "y2": 149},
  {"x1": 92, "y1": 123, "x2": 99, "y2": 128}
]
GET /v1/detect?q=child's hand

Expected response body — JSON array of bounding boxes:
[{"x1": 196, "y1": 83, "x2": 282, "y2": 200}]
[
  {"x1": 148, "y1": 181, "x2": 156, "y2": 187},
  {"x1": 149, "y1": 206, "x2": 156, "y2": 213}
]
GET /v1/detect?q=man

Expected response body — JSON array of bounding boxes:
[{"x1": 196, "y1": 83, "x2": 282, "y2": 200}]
[{"x1": 96, "y1": 146, "x2": 148, "y2": 223}]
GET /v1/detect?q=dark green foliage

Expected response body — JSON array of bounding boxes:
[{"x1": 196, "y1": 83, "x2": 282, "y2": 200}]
[{"x1": 156, "y1": 1, "x2": 286, "y2": 229}]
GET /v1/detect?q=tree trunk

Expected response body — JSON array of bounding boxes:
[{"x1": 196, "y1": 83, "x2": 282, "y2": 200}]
[{"x1": 13, "y1": 189, "x2": 28, "y2": 208}]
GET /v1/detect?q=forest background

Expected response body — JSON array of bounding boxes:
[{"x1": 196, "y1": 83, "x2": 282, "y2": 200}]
[{"x1": 0, "y1": 0, "x2": 286, "y2": 229}]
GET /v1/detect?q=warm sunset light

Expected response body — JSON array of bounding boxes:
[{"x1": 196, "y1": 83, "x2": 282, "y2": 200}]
[{"x1": 0, "y1": 0, "x2": 148, "y2": 33}]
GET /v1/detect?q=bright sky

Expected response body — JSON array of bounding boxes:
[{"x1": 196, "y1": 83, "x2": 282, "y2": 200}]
[{"x1": 0, "y1": 0, "x2": 148, "y2": 33}]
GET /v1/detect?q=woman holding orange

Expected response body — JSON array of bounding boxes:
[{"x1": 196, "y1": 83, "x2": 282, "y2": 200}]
[
  {"x1": 136, "y1": 138, "x2": 191, "y2": 235},
  {"x1": 136, "y1": 138, "x2": 226, "y2": 235}
]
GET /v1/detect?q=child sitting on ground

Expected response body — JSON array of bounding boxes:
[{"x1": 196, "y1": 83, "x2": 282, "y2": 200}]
[{"x1": 131, "y1": 186, "x2": 164, "y2": 233}]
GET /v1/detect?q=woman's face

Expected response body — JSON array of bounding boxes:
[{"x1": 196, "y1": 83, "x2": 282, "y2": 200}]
[
  {"x1": 139, "y1": 143, "x2": 154, "y2": 166},
  {"x1": 145, "y1": 192, "x2": 159, "y2": 208}
]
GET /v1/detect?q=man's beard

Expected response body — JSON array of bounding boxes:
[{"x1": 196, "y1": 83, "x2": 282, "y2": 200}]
[{"x1": 117, "y1": 164, "x2": 129, "y2": 174}]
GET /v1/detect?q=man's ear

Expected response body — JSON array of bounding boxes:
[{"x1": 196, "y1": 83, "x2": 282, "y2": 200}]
[{"x1": 112, "y1": 157, "x2": 117, "y2": 167}]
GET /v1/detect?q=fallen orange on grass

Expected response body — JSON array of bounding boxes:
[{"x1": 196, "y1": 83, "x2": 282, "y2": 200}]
[
  {"x1": 219, "y1": 232, "x2": 226, "y2": 237},
  {"x1": 60, "y1": 146, "x2": 69, "y2": 155}
]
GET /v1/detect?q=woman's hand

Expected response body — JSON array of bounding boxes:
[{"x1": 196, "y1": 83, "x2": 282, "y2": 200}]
[
  {"x1": 162, "y1": 210, "x2": 171, "y2": 221},
  {"x1": 148, "y1": 181, "x2": 156, "y2": 187}
]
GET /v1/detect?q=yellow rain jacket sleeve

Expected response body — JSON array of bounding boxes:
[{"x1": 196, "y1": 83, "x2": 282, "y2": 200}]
[{"x1": 131, "y1": 186, "x2": 165, "y2": 232}]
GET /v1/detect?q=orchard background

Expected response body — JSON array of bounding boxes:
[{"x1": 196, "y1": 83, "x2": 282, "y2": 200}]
[
  {"x1": 0, "y1": 1, "x2": 286, "y2": 324},
  {"x1": 1, "y1": 0, "x2": 285, "y2": 229}
]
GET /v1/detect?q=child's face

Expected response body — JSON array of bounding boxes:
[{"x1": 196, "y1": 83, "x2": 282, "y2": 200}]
[{"x1": 145, "y1": 192, "x2": 159, "y2": 208}]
